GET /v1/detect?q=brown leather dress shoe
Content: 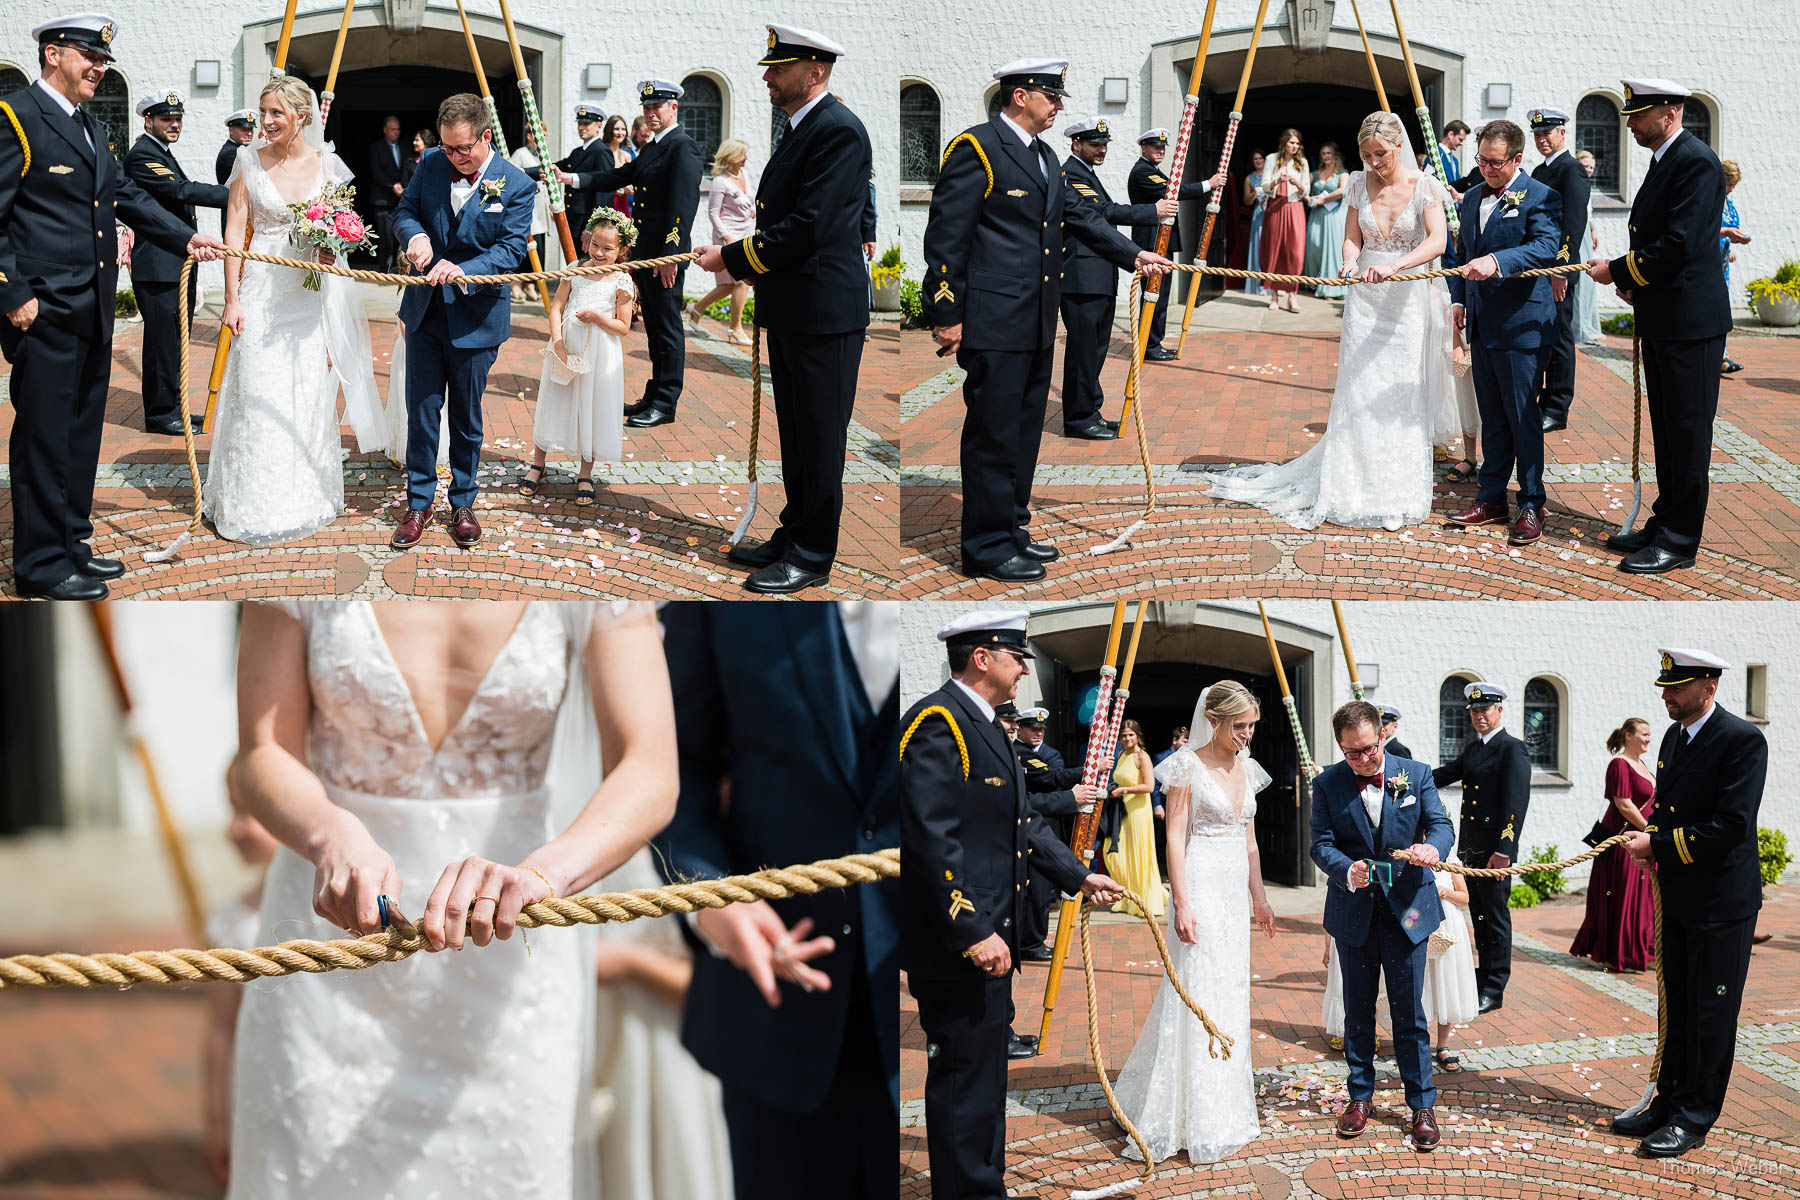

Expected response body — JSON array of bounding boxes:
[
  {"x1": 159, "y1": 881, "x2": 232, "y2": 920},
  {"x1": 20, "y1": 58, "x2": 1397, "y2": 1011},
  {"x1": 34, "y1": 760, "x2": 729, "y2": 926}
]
[
  {"x1": 450, "y1": 506, "x2": 482, "y2": 548},
  {"x1": 1336, "y1": 1100, "x2": 1371, "y2": 1137},
  {"x1": 391, "y1": 504, "x2": 433, "y2": 549},
  {"x1": 1445, "y1": 500, "x2": 1509, "y2": 527},
  {"x1": 1411, "y1": 1108, "x2": 1440, "y2": 1149},
  {"x1": 1509, "y1": 505, "x2": 1543, "y2": 545}
]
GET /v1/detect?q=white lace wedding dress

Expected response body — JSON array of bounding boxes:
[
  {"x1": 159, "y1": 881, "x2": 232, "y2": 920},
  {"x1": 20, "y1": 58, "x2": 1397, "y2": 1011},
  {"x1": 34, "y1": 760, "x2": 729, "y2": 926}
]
[
  {"x1": 1109, "y1": 749, "x2": 1270, "y2": 1164},
  {"x1": 229, "y1": 599, "x2": 637, "y2": 1199},
  {"x1": 1206, "y1": 170, "x2": 1469, "y2": 531},
  {"x1": 205, "y1": 145, "x2": 382, "y2": 545}
]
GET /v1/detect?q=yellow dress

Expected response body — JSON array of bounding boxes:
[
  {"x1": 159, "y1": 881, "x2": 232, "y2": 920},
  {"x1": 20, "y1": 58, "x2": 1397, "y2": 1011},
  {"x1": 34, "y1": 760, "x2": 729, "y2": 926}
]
[{"x1": 1104, "y1": 751, "x2": 1166, "y2": 919}]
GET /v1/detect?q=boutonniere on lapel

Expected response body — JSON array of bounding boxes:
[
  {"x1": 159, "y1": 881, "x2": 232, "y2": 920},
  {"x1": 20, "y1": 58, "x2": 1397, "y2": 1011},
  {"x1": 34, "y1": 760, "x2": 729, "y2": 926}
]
[
  {"x1": 479, "y1": 177, "x2": 506, "y2": 203},
  {"x1": 1499, "y1": 189, "x2": 1527, "y2": 212},
  {"x1": 1386, "y1": 770, "x2": 1411, "y2": 800}
]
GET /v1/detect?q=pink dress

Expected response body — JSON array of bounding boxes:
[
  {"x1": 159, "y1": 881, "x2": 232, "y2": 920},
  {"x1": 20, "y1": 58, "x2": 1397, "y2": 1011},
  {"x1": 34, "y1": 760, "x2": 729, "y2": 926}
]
[
  {"x1": 1261, "y1": 166, "x2": 1306, "y2": 294},
  {"x1": 708, "y1": 174, "x2": 755, "y2": 285}
]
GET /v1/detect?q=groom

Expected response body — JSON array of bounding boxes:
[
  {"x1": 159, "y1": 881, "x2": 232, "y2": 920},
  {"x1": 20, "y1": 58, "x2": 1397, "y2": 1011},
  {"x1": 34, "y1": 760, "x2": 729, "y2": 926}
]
[
  {"x1": 1445, "y1": 118, "x2": 1561, "y2": 547},
  {"x1": 1309, "y1": 700, "x2": 1454, "y2": 1151},
  {"x1": 390, "y1": 93, "x2": 534, "y2": 550}
]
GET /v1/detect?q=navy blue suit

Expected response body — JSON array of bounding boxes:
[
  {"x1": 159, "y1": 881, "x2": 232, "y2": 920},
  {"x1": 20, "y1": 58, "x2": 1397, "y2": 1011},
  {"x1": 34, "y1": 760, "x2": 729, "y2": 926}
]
[
  {"x1": 1448, "y1": 173, "x2": 1561, "y2": 510},
  {"x1": 1310, "y1": 755, "x2": 1455, "y2": 1108},
  {"x1": 654, "y1": 603, "x2": 898, "y2": 1200},
  {"x1": 392, "y1": 147, "x2": 534, "y2": 509}
]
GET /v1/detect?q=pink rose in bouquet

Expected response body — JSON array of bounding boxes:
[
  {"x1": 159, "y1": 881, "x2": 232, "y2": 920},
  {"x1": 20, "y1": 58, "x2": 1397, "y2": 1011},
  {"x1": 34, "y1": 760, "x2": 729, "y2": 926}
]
[
  {"x1": 333, "y1": 211, "x2": 367, "y2": 242},
  {"x1": 304, "y1": 200, "x2": 327, "y2": 221},
  {"x1": 287, "y1": 180, "x2": 378, "y2": 290}
]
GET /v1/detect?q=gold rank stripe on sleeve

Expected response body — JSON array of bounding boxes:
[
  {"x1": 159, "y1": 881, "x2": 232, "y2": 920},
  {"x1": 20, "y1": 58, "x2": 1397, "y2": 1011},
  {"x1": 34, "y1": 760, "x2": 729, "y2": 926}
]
[
  {"x1": 740, "y1": 237, "x2": 768, "y2": 275},
  {"x1": 932, "y1": 280, "x2": 954, "y2": 303},
  {"x1": 942, "y1": 133, "x2": 994, "y2": 199},
  {"x1": 900, "y1": 706, "x2": 970, "y2": 781},
  {"x1": 0, "y1": 102, "x2": 28, "y2": 178},
  {"x1": 947, "y1": 889, "x2": 976, "y2": 919},
  {"x1": 1675, "y1": 827, "x2": 1695, "y2": 865},
  {"x1": 1624, "y1": 250, "x2": 1650, "y2": 288}
]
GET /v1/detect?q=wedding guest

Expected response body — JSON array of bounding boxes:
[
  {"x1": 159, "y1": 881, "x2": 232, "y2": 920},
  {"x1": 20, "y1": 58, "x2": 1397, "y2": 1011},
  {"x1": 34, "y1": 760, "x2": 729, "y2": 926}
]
[
  {"x1": 687, "y1": 138, "x2": 754, "y2": 345},
  {"x1": 1572, "y1": 150, "x2": 1602, "y2": 343},
  {"x1": 1570, "y1": 718, "x2": 1658, "y2": 971},
  {"x1": 403, "y1": 128, "x2": 434, "y2": 186},
  {"x1": 1719, "y1": 159, "x2": 1750, "y2": 374},
  {"x1": 1103, "y1": 720, "x2": 1164, "y2": 919},
  {"x1": 1304, "y1": 141, "x2": 1349, "y2": 300},
  {"x1": 1437, "y1": 120, "x2": 1470, "y2": 199},
  {"x1": 1242, "y1": 150, "x2": 1269, "y2": 298},
  {"x1": 1422, "y1": 856, "x2": 1477, "y2": 1072},
  {"x1": 1261, "y1": 128, "x2": 1309, "y2": 313},
  {"x1": 366, "y1": 114, "x2": 406, "y2": 271},
  {"x1": 601, "y1": 113, "x2": 635, "y2": 216},
  {"x1": 507, "y1": 138, "x2": 550, "y2": 301}
]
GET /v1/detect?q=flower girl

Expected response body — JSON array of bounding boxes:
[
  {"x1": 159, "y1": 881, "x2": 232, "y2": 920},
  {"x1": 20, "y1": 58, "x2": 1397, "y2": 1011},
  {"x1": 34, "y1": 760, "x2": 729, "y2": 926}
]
[{"x1": 524, "y1": 209, "x2": 638, "y2": 503}]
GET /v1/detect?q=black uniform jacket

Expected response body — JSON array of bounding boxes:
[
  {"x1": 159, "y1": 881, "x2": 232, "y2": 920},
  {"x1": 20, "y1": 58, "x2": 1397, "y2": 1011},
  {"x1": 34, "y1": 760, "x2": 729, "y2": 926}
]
[
  {"x1": 214, "y1": 138, "x2": 238, "y2": 185},
  {"x1": 1650, "y1": 706, "x2": 1768, "y2": 924},
  {"x1": 901, "y1": 682, "x2": 1089, "y2": 980},
  {"x1": 585, "y1": 125, "x2": 703, "y2": 257},
  {"x1": 1607, "y1": 128, "x2": 1731, "y2": 342},
  {"x1": 1530, "y1": 149, "x2": 1591, "y2": 272},
  {"x1": 1061, "y1": 153, "x2": 1158, "y2": 296},
  {"x1": 1432, "y1": 728, "x2": 1531, "y2": 862},
  {"x1": 0, "y1": 85, "x2": 194, "y2": 358},
  {"x1": 1127, "y1": 153, "x2": 1209, "y2": 251},
  {"x1": 721, "y1": 93, "x2": 873, "y2": 337},
  {"x1": 921, "y1": 117, "x2": 1141, "y2": 352},
  {"x1": 123, "y1": 133, "x2": 227, "y2": 284}
]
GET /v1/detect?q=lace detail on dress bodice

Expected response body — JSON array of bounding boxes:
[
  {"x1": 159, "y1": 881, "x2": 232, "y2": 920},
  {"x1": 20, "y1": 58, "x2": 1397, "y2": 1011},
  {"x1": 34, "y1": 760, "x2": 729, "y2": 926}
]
[
  {"x1": 1154, "y1": 749, "x2": 1270, "y2": 838},
  {"x1": 562, "y1": 272, "x2": 634, "y2": 338},
  {"x1": 230, "y1": 146, "x2": 345, "y2": 246},
  {"x1": 1350, "y1": 170, "x2": 1440, "y2": 254}
]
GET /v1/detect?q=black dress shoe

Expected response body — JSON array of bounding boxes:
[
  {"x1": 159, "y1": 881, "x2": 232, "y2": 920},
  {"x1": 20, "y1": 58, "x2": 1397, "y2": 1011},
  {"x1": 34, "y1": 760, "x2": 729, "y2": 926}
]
[
  {"x1": 1006, "y1": 1033, "x2": 1039, "y2": 1060},
  {"x1": 1605, "y1": 528, "x2": 1654, "y2": 554},
  {"x1": 726, "y1": 539, "x2": 783, "y2": 568},
  {"x1": 1144, "y1": 346, "x2": 1177, "y2": 362},
  {"x1": 1019, "y1": 943, "x2": 1053, "y2": 962},
  {"x1": 744, "y1": 560, "x2": 829, "y2": 594},
  {"x1": 1477, "y1": 994, "x2": 1503, "y2": 1014},
  {"x1": 1063, "y1": 420, "x2": 1117, "y2": 441},
  {"x1": 623, "y1": 399, "x2": 653, "y2": 418},
  {"x1": 18, "y1": 573, "x2": 108, "y2": 600},
  {"x1": 965, "y1": 554, "x2": 1046, "y2": 583},
  {"x1": 626, "y1": 406, "x2": 676, "y2": 429},
  {"x1": 1103, "y1": 418, "x2": 1121, "y2": 432},
  {"x1": 1019, "y1": 542, "x2": 1059, "y2": 563},
  {"x1": 1641, "y1": 1123, "x2": 1707, "y2": 1157},
  {"x1": 77, "y1": 556, "x2": 125, "y2": 580},
  {"x1": 145, "y1": 415, "x2": 190, "y2": 436},
  {"x1": 1620, "y1": 545, "x2": 1696, "y2": 575},
  {"x1": 1610, "y1": 1105, "x2": 1670, "y2": 1138},
  {"x1": 1541, "y1": 412, "x2": 1567, "y2": 433}
]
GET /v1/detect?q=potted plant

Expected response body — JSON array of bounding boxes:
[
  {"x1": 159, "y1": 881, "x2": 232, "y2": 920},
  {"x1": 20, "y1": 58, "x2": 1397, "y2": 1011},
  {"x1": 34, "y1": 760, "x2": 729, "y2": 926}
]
[
  {"x1": 870, "y1": 243, "x2": 906, "y2": 313},
  {"x1": 1746, "y1": 259, "x2": 1800, "y2": 327}
]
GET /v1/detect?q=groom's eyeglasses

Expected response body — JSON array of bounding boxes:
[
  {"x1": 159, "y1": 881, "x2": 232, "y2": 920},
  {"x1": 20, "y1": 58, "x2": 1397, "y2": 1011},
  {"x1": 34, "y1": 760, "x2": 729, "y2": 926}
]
[
  {"x1": 1474, "y1": 153, "x2": 1517, "y2": 171},
  {"x1": 1342, "y1": 741, "x2": 1382, "y2": 761},
  {"x1": 442, "y1": 138, "x2": 482, "y2": 158}
]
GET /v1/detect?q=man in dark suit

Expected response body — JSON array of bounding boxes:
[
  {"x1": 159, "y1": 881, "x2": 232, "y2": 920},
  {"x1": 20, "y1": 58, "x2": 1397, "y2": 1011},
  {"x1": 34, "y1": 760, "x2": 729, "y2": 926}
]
[
  {"x1": 1057, "y1": 115, "x2": 1176, "y2": 440},
  {"x1": 1311, "y1": 700, "x2": 1454, "y2": 1149},
  {"x1": 1446, "y1": 119, "x2": 1563, "y2": 547},
  {"x1": 1431, "y1": 682, "x2": 1532, "y2": 1012},
  {"x1": 123, "y1": 88, "x2": 227, "y2": 436},
  {"x1": 655, "y1": 602, "x2": 899, "y2": 1200},
  {"x1": 1612, "y1": 649, "x2": 1768, "y2": 1157},
  {"x1": 528, "y1": 103, "x2": 608, "y2": 252},
  {"x1": 922, "y1": 60, "x2": 1171, "y2": 583},
  {"x1": 1527, "y1": 106, "x2": 1591, "y2": 433},
  {"x1": 1587, "y1": 79, "x2": 1732, "y2": 576},
  {"x1": 699, "y1": 26, "x2": 871, "y2": 595},
  {"x1": 585, "y1": 80, "x2": 702, "y2": 429},
  {"x1": 366, "y1": 114, "x2": 406, "y2": 271},
  {"x1": 216, "y1": 108, "x2": 254, "y2": 185},
  {"x1": 1380, "y1": 706, "x2": 1414, "y2": 762},
  {"x1": 1127, "y1": 128, "x2": 1221, "y2": 362},
  {"x1": 0, "y1": 14, "x2": 225, "y2": 599},
  {"x1": 902, "y1": 610, "x2": 1124, "y2": 1199}
]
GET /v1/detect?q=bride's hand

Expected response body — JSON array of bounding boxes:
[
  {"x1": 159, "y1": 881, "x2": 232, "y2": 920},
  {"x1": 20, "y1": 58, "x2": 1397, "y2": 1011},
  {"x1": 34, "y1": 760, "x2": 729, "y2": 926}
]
[
  {"x1": 316, "y1": 248, "x2": 337, "y2": 267},
  {"x1": 1254, "y1": 898, "x2": 1276, "y2": 939},
  {"x1": 1339, "y1": 261, "x2": 1358, "y2": 279},
  {"x1": 222, "y1": 302, "x2": 245, "y2": 336},
  {"x1": 1173, "y1": 901, "x2": 1199, "y2": 945},
  {"x1": 422, "y1": 855, "x2": 556, "y2": 951},
  {"x1": 1362, "y1": 262, "x2": 1395, "y2": 284},
  {"x1": 309, "y1": 813, "x2": 401, "y2": 936}
]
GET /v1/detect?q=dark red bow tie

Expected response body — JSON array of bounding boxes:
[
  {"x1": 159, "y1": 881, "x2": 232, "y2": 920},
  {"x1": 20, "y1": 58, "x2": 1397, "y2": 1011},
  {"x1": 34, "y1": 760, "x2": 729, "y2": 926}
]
[
  {"x1": 454, "y1": 170, "x2": 479, "y2": 185},
  {"x1": 1482, "y1": 183, "x2": 1506, "y2": 199}
]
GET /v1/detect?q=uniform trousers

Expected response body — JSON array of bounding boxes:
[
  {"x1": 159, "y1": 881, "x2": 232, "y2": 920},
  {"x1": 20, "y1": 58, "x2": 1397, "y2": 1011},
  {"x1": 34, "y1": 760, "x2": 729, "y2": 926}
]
[
  {"x1": 1144, "y1": 278, "x2": 1171, "y2": 351},
  {"x1": 765, "y1": 327, "x2": 862, "y2": 572},
  {"x1": 911, "y1": 973, "x2": 1014, "y2": 1200},
  {"x1": 7, "y1": 315, "x2": 111, "y2": 591},
  {"x1": 635, "y1": 265, "x2": 686, "y2": 413},
  {"x1": 404, "y1": 300, "x2": 497, "y2": 510},
  {"x1": 1655, "y1": 913, "x2": 1756, "y2": 1131},
  {"x1": 957, "y1": 345, "x2": 1053, "y2": 572},
  {"x1": 1057, "y1": 291, "x2": 1114, "y2": 426},
  {"x1": 135, "y1": 273, "x2": 199, "y2": 426},
  {"x1": 1535, "y1": 284, "x2": 1578, "y2": 424},
  {"x1": 1464, "y1": 873, "x2": 1513, "y2": 999},
  {"x1": 1642, "y1": 334, "x2": 1727, "y2": 556}
]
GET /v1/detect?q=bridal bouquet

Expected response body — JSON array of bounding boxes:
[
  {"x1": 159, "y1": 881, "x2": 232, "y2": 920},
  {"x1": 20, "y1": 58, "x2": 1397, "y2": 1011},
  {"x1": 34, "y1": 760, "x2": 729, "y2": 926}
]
[{"x1": 288, "y1": 181, "x2": 376, "y2": 290}]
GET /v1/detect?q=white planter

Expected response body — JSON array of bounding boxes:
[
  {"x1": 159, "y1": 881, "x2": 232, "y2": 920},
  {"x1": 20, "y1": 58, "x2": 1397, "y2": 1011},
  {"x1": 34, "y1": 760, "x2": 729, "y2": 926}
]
[
  {"x1": 1753, "y1": 292, "x2": 1800, "y2": 327},
  {"x1": 871, "y1": 277, "x2": 903, "y2": 312}
]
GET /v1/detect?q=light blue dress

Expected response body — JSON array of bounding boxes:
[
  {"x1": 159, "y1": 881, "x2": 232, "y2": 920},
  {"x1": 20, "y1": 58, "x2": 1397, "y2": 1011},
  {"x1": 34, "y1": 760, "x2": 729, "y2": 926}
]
[
  {"x1": 1243, "y1": 171, "x2": 1267, "y2": 298},
  {"x1": 1305, "y1": 171, "x2": 1349, "y2": 299},
  {"x1": 1572, "y1": 194, "x2": 1601, "y2": 342}
]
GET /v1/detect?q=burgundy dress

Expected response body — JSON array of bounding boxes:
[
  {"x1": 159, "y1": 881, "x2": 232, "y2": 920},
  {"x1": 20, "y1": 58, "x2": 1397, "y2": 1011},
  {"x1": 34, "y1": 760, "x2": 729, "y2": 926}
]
[
  {"x1": 1260, "y1": 168, "x2": 1306, "y2": 295},
  {"x1": 1569, "y1": 758, "x2": 1657, "y2": 971}
]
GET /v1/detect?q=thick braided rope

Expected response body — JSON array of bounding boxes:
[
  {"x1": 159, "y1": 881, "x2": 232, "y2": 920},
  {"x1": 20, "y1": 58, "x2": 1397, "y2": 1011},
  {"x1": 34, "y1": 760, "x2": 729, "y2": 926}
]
[
  {"x1": 173, "y1": 256, "x2": 205, "y2": 536},
  {"x1": 1632, "y1": 330, "x2": 1644, "y2": 486},
  {"x1": 1139, "y1": 258, "x2": 1591, "y2": 291},
  {"x1": 0, "y1": 848, "x2": 897, "y2": 991},
  {"x1": 1401, "y1": 832, "x2": 1631, "y2": 877},
  {"x1": 748, "y1": 322, "x2": 763, "y2": 484},
  {"x1": 1082, "y1": 888, "x2": 1234, "y2": 1184}
]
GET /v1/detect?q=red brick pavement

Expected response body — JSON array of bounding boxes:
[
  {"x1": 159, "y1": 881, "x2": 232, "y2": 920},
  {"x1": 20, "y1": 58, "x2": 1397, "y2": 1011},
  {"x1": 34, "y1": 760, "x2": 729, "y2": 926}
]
[
  {"x1": 897, "y1": 320, "x2": 1800, "y2": 599},
  {"x1": 900, "y1": 885, "x2": 1800, "y2": 1198},
  {"x1": 0, "y1": 313, "x2": 901, "y2": 599}
]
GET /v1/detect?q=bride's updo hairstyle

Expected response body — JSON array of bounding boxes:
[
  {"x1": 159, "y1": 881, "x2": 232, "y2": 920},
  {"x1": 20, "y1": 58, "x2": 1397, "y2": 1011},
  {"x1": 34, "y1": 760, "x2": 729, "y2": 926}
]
[
  {"x1": 1356, "y1": 111, "x2": 1405, "y2": 153},
  {"x1": 260, "y1": 75, "x2": 314, "y2": 128},
  {"x1": 1204, "y1": 680, "x2": 1260, "y2": 727}
]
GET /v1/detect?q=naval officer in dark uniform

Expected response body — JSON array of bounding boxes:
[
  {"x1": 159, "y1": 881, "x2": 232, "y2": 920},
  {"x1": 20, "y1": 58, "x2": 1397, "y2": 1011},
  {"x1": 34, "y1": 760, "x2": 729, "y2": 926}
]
[
  {"x1": 1527, "y1": 106, "x2": 1590, "y2": 433},
  {"x1": 0, "y1": 14, "x2": 225, "y2": 599},
  {"x1": 1379, "y1": 705, "x2": 1414, "y2": 762},
  {"x1": 921, "y1": 60, "x2": 1171, "y2": 583},
  {"x1": 1430, "y1": 682, "x2": 1531, "y2": 1013},
  {"x1": 529, "y1": 103, "x2": 609, "y2": 253},
  {"x1": 698, "y1": 25, "x2": 872, "y2": 596},
  {"x1": 1611, "y1": 648, "x2": 1767, "y2": 1157},
  {"x1": 584, "y1": 79, "x2": 702, "y2": 429},
  {"x1": 901, "y1": 610, "x2": 1124, "y2": 1199},
  {"x1": 1011, "y1": 704, "x2": 1096, "y2": 978},
  {"x1": 1056, "y1": 114, "x2": 1175, "y2": 441},
  {"x1": 216, "y1": 108, "x2": 255, "y2": 186},
  {"x1": 1128, "y1": 127, "x2": 1223, "y2": 362},
  {"x1": 1587, "y1": 78, "x2": 1731, "y2": 576},
  {"x1": 123, "y1": 88, "x2": 227, "y2": 436}
]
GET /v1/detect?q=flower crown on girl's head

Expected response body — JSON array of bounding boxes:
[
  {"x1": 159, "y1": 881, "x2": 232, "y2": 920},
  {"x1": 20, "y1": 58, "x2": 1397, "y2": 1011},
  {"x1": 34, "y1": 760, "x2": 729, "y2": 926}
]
[{"x1": 585, "y1": 208, "x2": 638, "y2": 247}]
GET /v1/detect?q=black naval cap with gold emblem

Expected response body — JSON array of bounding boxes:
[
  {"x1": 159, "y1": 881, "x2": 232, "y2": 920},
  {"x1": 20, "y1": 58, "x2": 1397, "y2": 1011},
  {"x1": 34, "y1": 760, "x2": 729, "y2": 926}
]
[
  {"x1": 1464, "y1": 682, "x2": 1507, "y2": 709},
  {"x1": 1064, "y1": 114, "x2": 1111, "y2": 143},
  {"x1": 637, "y1": 79, "x2": 684, "y2": 104},
  {"x1": 759, "y1": 24, "x2": 845, "y2": 66},
  {"x1": 994, "y1": 58, "x2": 1070, "y2": 99},
  {"x1": 1620, "y1": 77, "x2": 1691, "y2": 115},
  {"x1": 937, "y1": 608, "x2": 1033, "y2": 656},
  {"x1": 1656, "y1": 648, "x2": 1728, "y2": 687},
  {"x1": 31, "y1": 13, "x2": 119, "y2": 63},
  {"x1": 135, "y1": 89, "x2": 186, "y2": 118}
]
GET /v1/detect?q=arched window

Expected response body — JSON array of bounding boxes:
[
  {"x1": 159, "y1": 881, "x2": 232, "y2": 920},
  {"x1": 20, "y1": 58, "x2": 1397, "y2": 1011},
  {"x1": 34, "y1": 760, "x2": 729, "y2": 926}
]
[
  {"x1": 1681, "y1": 96, "x2": 1712, "y2": 148},
  {"x1": 679, "y1": 73, "x2": 724, "y2": 173},
  {"x1": 900, "y1": 82, "x2": 941, "y2": 184},
  {"x1": 1523, "y1": 677, "x2": 1561, "y2": 773},
  {"x1": 83, "y1": 70, "x2": 131, "y2": 164},
  {"x1": 1575, "y1": 93, "x2": 1622, "y2": 199},
  {"x1": 770, "y1": 106, "x2": 789, "y2": 155},
  {"x1": 1438, "y1": 674, "x2": 1477, "y2": 765},
  {"x1": 0, "y1": 65, "x2": 29, "y2": 95}
]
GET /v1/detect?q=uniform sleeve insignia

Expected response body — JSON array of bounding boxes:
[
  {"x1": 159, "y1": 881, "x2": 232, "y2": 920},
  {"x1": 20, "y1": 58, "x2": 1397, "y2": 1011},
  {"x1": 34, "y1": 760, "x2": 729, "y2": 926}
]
[
  {"x1": 1500, "y1": 821, "x2": 1516, "y2": 842},
  {"x1": 947, "y1": 890, "x2": 976, "y2": 919},
  {"x1": 1028, "y1": 758, "x2": 1048, "y2": 769},
  {"x1": 1150, "y1": 174, "x2": 1167, "y2": 184},
  {"x1": 1556, "y1": 244, "x2": 1570, "y2": 262},
  {"x1": 664, "y1": 228, "x2": 679, "y2": 243},
  {"x1": 0, "y1": 271, "x2": 7, "y2": 283},
  {"x1": 983, "y1": 776, "x2": 1005, "y2": 787},
  {"x1": 944, "y1": 870, "x2": 954, "y2": 881},
  {"x1": 49, "y1": 164, "x2": 74, "y2": 174},
  {"x1": 933, "y1": 281, "x2": 955, "y2": 303},
  {"x1": 1072, "y1": 184, "x2": 1096, "y2": 196},
  {"x1": 1005, "y1": 188, "x2": 1027, "y2": 198}
]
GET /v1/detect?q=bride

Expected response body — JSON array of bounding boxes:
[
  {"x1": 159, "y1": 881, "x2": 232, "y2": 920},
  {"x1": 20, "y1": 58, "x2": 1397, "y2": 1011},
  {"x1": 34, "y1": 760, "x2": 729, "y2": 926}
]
[
  {"x1": 1109, "y1": 680, "x2": 1275, "y2": 1165},
  {"x1": 1207, "y1": 111, "x2": 1474, "y2": 531},
  {"x1": 206, "y1": 76, "x2": 383, "y2": 545}
]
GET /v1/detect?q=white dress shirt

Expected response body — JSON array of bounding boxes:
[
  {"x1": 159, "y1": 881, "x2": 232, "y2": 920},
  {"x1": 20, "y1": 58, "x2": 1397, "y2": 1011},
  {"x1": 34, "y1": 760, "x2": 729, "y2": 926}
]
[
  {"x1": 1478, "y1": 167, "x2": 1521, "y2": 234},
  {"x1": 652, "y1": 123, "x2": 681, "y2": 145},
  {"x1": 951, "y1": 678, "x2": 996, "y2": 723},
  {"x1": 35, "y1": 79, "x2": 92, "y2": 152},
  {"x1": 1680, "y1": 701, "x2": 1716, "y2": 742},
  {"x1": 836, "y1": 602, "x2": 898, "y2": 711},
  {"x1": 1478, "y1": 726, "x2": 1501, "y2": 745},
  {"x1": 1651, "y1": 127, "x2": 1685, "y2": 164},
  {"x1": 997, "y1": 111, "x2": 1047, "y2": 180},
  {"x1": 1359, "y1": 772, "x2": 1385, "y2": 827},
  {"x1": 786, "y1": 91, "x2": 828, "y2": 131}
]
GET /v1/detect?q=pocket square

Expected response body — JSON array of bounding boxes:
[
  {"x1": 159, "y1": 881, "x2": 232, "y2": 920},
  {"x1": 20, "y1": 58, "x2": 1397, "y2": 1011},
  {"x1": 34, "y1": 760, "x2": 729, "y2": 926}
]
[
  {"x1": 1399, "y1": 796, "x2": 1416, "y2": 808},
  {"x1": 482, "y1": 203, "x2": 503, "y2": 213}
]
